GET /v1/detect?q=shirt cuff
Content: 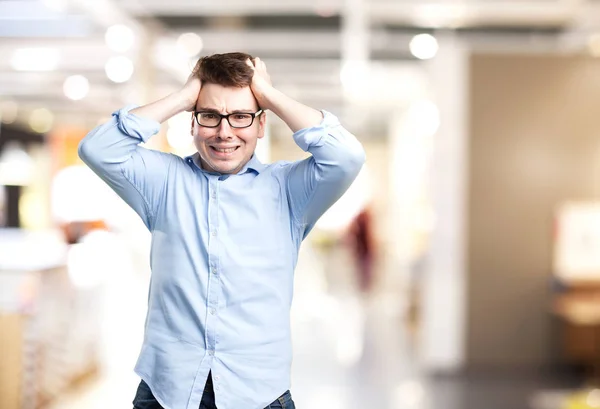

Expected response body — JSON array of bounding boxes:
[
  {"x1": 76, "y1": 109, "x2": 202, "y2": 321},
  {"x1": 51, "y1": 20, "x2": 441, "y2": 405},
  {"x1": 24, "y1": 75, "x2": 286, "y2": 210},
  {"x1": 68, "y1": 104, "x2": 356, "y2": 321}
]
[
  {"x1": 112, "y1": 104, "x2": 161, "y2": 143},
  {"x1": 292, "y1": 110, "x2": 340, "y2": 152}
]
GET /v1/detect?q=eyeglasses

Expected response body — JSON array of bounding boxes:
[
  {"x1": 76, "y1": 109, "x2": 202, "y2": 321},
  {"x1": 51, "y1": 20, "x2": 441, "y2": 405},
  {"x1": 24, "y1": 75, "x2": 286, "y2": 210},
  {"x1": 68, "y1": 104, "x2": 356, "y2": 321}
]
[{"x1": 193, "y1": 109, "x2": 263, "y2": 128}]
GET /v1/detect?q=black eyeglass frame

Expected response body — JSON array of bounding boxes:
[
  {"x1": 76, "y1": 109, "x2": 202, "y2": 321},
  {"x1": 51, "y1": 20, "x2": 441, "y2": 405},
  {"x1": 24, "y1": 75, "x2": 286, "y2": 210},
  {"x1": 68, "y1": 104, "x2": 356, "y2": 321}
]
[{"x1": 193, "y1": 109, "x2": 264, "y2": 128}]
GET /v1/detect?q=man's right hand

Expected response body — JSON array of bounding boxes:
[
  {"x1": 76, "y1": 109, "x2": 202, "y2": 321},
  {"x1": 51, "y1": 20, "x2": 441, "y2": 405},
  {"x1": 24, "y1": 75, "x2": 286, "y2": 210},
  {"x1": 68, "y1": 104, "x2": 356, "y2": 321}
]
[
  {"x1": 179, "y1": 73, "x2": 202, "y2": 112},
  {"x1": 130, "y1": 72, "x2": 201, "y2": 124}
]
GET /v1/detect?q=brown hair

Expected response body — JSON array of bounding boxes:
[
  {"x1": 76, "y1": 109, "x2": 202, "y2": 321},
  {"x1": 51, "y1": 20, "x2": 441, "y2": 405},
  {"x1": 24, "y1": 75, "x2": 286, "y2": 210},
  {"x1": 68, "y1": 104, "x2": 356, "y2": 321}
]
[{"x1": 192, "y1": 52, "x2": 254, "y2": 87}]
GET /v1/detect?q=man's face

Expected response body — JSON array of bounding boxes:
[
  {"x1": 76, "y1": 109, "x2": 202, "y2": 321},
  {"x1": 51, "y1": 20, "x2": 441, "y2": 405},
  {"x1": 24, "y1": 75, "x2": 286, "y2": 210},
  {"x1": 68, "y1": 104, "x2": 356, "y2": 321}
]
[{"x1": 191, "y1": 83, "x2": 266, "y2": 174}]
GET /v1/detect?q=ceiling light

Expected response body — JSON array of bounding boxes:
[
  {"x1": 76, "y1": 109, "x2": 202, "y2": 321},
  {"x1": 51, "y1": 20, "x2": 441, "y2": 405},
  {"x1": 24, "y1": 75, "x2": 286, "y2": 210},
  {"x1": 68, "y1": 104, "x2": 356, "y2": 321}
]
[
  {"x1": 177, "y1": 33, "x2": 203, "y2": 57},
  {"x1": 105, "y1": 24, "x2": 135, "y2": 53},
  {"x1": 409, "y1": 34, "x2": 439, "y2": 60},
  {"x1": 11, "y1": 48, "x2": 60, "y2": 72},
  {"x1": 63, "y1": 75, "x2": 90, "y2": 101},
  {"x1": 29, "y1": 108, "x2": 54, "y2": 133},
  {"x1": 105, "y1": 56, "x2": 134, "y2": 83}
]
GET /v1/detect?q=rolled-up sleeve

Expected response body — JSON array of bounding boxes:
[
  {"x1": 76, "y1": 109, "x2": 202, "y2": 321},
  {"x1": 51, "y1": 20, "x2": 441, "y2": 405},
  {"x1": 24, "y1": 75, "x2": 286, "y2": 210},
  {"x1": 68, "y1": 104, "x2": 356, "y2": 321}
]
[
  {"x1": 114, "y1": 105, "x2": 161, "y2": 143},
  {"x1": 285, "y1": 110, "x2": 366, "y2": 237},
  {"x1": 78, "y1": 106, "x2": 171, "y2": 230}
]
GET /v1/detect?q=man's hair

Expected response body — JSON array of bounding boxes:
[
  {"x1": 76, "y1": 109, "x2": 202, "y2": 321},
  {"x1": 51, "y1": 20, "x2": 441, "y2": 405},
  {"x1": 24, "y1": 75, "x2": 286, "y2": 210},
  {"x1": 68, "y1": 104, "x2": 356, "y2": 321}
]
[{"x1": 192, "y1": 52, "x2": 254, "y2": 87}]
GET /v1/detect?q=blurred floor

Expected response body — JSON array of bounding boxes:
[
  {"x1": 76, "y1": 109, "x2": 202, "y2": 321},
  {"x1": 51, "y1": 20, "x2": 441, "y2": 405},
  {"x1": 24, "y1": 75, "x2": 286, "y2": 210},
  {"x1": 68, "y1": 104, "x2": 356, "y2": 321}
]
[{"x1": 46, "y1": 241, "x2": 581, "y2": 409}]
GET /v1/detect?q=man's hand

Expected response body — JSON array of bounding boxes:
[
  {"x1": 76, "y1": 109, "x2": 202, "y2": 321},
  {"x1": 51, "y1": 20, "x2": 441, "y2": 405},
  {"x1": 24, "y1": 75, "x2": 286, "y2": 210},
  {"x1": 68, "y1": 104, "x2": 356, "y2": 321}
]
[
  {"x1": 246, "y1": 57, "x2": 273, "y2": 110},
  {"x1": 245, "y1": 56, "x2": 322, "y2": 132},
  {"x1": 130, "y1": 72, "x2": 201, "y2": 123},
  {"x1": 179, "y1": 73, "x2": 202, "y2": 112}
]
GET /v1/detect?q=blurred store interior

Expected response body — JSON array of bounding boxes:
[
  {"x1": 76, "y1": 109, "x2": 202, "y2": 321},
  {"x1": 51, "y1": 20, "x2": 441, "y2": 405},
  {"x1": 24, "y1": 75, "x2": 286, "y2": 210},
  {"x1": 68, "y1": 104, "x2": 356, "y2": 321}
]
[{"x1": 4, "y1": 0, "x2": 600, "y2": 408}]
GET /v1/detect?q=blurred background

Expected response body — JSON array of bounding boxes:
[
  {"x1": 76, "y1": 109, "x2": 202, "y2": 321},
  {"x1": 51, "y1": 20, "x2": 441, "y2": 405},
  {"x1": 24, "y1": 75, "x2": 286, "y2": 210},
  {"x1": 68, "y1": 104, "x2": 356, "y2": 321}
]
[{"x1": 3, "y1": 0, "x2": 600, "y2": 408}]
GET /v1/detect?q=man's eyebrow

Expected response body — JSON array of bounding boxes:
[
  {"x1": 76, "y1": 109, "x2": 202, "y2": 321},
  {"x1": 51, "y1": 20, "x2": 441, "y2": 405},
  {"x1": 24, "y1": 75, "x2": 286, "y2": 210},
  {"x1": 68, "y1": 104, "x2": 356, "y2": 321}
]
[
  {"x1": 230, "y1": 109, "x2": 255, "y2": 114},
  {"x1": 196, "y1": 107, "x2": 220, "y2": 113},
  {"x1": 196, "y1": 108, "x2": 255, "y2": 114}
]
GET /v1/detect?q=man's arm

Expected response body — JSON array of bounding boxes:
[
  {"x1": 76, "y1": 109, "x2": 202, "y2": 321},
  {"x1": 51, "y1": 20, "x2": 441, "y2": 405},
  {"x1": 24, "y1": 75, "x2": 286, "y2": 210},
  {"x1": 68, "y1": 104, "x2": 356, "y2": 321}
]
[
  {"x1": 128, "y1": 80, "x2": 198, "y2": 123},
  {"x1": 246, "y1": 57, "x2": 323, "y2": 132},
  {"x1": 247, "y1": 58, "x2": 366, "y2": 236},
  {"x1": 78, "y1": 74, "x2": 201, "y2": 229}
]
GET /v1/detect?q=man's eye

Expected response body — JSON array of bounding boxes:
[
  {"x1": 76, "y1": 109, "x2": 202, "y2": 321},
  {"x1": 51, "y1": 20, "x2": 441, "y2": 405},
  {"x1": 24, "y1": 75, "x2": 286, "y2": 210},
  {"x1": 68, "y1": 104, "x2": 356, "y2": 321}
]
[
  {"x1": 202, "y1": 114, "x2": 217, "y2": 119},
  {"x1": 234, "y1": 114, "x2": 250, "y2": 120}
]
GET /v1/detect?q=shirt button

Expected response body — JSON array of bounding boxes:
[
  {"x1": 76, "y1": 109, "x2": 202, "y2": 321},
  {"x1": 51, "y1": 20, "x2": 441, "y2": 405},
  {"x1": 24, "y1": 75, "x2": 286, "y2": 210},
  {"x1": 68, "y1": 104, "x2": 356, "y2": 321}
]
[
  {"x1": 210, "y1": 308, "x2": 216, "y2": 315},
  {"x1": 208, "y1": 350, "x2": 215, "y2": 356},
  {"x1": 211, "y1": 230, "x2": 217, "y2": 236},
  {"x1": 211, "y1": 192, "x2": 216, "y2": 199},
  {"x1": 211, "y1": 268, "x2": 217, "y2": 275},
  {"x1": 215, "y1": 385, "x2": 220, "y2": 391}
]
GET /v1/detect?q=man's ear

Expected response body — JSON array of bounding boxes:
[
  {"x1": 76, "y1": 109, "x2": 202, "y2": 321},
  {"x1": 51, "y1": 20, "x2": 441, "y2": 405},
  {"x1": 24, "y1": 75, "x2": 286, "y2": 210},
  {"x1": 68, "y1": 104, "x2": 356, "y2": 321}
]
[{"x1": 257, "y1": 112, "x2": 267, "y2": 139}]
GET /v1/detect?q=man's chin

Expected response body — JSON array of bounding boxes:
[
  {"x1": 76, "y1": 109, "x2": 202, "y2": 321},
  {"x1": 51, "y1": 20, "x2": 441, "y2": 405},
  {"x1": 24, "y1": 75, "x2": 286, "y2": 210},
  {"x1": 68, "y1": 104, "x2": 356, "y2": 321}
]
[
  {"x1": 200, "y1": 153, "x2": 248, "y2": 174},
  {"x1": 212, "y1": 160, "x2": 242, "y2": 174}
]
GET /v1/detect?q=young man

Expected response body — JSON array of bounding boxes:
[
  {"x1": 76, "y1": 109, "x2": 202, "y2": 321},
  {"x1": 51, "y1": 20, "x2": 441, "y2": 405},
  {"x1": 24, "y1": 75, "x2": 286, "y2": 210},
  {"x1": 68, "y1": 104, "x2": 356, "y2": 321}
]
[{"x1": 79, "y1": 52, "x2": 365, "y2": 409}]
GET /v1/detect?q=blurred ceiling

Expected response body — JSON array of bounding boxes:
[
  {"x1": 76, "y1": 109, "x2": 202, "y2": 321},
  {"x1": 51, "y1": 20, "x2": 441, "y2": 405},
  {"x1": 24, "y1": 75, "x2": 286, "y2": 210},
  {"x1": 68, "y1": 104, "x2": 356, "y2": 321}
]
[{"x1": 1, "y1": 0, "x2": 600, "y2": 137}]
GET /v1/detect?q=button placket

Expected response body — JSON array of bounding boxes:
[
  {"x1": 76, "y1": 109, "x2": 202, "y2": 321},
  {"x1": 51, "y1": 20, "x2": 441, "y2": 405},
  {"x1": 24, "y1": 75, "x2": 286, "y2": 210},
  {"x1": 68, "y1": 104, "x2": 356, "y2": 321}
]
[{"x1": 205, "y1": 177, "x2": 220, "y2": 357}]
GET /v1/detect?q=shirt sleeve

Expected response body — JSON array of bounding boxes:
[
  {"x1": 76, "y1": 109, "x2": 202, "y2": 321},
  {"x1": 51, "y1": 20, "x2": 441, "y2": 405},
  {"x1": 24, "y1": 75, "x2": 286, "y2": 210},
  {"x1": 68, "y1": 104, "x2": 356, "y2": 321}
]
[
  {"x1": 78, "y1": 105, "x2": 172, "y2": 230},
  {"x1": 285, "y1": 110, "x2": 366, "y2": 238}
]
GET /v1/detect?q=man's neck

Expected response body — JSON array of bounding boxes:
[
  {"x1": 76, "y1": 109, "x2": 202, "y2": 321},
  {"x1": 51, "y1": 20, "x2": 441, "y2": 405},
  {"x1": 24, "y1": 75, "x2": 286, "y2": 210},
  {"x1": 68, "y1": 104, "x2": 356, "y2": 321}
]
[{"x1": 195, "y1": 153, "x2": 250, "y2": 175}]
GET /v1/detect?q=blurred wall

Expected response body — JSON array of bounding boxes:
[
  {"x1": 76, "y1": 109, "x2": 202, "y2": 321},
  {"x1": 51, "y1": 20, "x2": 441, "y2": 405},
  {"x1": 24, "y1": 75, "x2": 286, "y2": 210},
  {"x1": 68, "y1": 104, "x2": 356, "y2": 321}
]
[{"x1": 467, "y1": 53, "x2": 600, "y2": 369}]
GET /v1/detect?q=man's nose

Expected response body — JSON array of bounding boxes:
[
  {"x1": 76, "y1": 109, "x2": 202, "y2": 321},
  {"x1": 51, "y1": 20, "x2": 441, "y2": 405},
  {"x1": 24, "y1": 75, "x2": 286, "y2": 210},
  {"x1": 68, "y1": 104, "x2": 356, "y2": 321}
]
[{"x1": 217, "y1": 118, "x2": 234, "y2": 139}]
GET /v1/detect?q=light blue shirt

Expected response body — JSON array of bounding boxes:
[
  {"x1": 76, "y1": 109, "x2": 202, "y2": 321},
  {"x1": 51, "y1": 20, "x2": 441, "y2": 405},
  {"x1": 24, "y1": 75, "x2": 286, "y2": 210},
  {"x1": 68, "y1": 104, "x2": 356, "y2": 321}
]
[{"x1": 78, "y1": 105, "x2": 365, "y2": 409}]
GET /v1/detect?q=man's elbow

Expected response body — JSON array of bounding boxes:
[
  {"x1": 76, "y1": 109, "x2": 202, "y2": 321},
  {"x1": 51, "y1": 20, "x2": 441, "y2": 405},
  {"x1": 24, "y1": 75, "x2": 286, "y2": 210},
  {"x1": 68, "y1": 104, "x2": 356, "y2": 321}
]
[
  {"x1": 77, "y1": 137, "x2": 92, "y2": 165},
  {"x1": 328, "y1": 141, "x2": 365, "y2": 184},
  {"x1": 346, "y1": 141, "x2": 366, "y2": 175},
  {"x1": 77, "y1": 133, "x2": 104, "y2": 169},
  {"x1": 353, "y1": 143, "x2": 366, "y2": 167}
]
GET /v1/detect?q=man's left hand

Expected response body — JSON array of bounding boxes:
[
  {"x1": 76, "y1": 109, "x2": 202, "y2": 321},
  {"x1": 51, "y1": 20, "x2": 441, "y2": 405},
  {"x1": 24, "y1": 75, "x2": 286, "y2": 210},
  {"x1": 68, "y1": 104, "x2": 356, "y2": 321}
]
[{"x1": 246, "y1": 57, "x2": 273, "y2": 110}]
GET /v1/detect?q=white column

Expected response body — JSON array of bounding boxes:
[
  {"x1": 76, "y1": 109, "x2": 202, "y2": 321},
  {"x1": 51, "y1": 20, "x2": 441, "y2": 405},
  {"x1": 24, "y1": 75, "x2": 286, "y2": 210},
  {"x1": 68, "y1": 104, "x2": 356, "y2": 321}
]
[
  {"x1": 341, "y1": 0, "x2": 368, "y2": 63},
  {"x1": 419, "y1": 33, "x2": 469, "y2": 372},
  {"x1": 340, "y1": 0, "x2": 369, "y2": 103}
]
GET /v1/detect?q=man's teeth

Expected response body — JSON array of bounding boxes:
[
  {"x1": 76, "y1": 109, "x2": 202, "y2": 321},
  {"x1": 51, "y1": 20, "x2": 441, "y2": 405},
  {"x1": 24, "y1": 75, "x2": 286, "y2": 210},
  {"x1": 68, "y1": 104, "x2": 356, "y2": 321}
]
[{"x1": 214, "y1": 147, "x2": 236, "y2": 153}]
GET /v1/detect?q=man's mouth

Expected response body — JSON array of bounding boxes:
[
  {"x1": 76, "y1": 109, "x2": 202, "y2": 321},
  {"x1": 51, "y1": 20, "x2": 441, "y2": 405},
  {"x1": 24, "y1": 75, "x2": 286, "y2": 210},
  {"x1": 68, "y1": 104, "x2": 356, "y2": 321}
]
[{"x1": 210, "y1": 146, "x2": 239, "y2": 154}]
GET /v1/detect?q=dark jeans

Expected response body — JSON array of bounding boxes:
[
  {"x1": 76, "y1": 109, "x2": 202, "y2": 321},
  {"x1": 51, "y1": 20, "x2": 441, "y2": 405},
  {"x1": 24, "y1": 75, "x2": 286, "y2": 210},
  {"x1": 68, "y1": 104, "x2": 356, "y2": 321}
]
[{"x1": 133, "y1": 372, "x2": 296, "y2": 409}]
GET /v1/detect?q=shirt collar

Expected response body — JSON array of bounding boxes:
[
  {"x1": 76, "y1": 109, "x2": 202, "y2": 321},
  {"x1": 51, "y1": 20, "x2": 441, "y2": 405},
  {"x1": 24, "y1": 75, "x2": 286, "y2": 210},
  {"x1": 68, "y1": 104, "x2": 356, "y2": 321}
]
[{"x1": 185, "y1": 152, "x2": 266, "y2": 175}]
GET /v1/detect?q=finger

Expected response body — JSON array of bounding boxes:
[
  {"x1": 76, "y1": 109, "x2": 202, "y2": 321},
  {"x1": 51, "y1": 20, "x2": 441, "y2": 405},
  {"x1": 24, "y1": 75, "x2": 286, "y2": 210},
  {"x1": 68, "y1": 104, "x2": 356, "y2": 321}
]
[{"x1": 245, "y1": 58, "x2": 255, "y2": 69}]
